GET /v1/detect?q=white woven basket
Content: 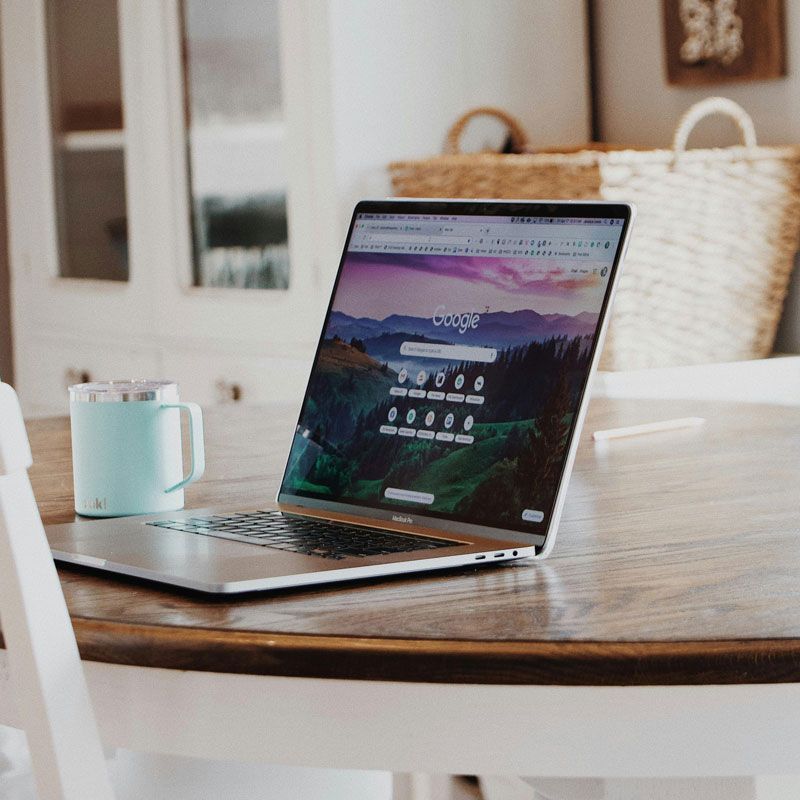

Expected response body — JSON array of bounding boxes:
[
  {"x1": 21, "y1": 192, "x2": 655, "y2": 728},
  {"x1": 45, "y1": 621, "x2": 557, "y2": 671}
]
[{"x1": 390, "y1": 98, "x2": 800, "y2": 370}]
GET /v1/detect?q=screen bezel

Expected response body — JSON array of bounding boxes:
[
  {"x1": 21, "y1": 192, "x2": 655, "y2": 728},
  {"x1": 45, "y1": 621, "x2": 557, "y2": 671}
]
[{"x1": 277, "y1": 198, "x2": 633, "y2": 550}]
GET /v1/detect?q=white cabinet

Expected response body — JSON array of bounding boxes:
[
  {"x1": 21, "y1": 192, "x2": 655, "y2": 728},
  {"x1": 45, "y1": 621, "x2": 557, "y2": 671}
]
[
  {"x1": 2, "y1": 0, "x2": 590, "y2": 416},
  {"x1": 2, "y1": 0, "x2": 334, "y2": 416},
  {"x1": 21, "y1": 335, "x2": 161, "y2": 418},
  {"x1": 161, "y1": 349, "x2": 310, "y2": 412}
]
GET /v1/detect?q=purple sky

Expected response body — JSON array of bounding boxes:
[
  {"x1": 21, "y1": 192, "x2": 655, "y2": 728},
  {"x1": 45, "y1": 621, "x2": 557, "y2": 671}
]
[{"x1": 333, "y1": 252, "x2": 607, "y2": 318}]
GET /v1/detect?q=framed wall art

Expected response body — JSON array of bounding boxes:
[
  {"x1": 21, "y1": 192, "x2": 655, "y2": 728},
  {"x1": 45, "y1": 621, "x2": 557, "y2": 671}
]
[{"x1": 663, "y1": 0, "x2": 786, "y2": 85}]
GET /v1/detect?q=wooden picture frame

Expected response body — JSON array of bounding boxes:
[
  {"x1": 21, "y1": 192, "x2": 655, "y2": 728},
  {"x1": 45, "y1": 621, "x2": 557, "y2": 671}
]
[{"x1": 663, "y1": 0, "x2": 786, "y2": 86}]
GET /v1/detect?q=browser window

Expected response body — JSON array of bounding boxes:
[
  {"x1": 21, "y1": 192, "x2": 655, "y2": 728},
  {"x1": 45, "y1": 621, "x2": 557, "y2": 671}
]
[{"x1": 281, "y1": 210, "x2": 624, "y2": 535}]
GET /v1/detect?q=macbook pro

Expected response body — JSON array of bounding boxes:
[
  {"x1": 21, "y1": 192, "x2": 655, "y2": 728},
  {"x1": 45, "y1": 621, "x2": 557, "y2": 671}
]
[{"x1": 46, "y1": 199, "x2": 634, "y2": 593}]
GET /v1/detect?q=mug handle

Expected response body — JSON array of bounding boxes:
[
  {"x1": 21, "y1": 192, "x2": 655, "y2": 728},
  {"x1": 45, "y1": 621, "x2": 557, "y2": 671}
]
[{"x1": 161, "y1": 402, "x2": 205, "y2": 493}]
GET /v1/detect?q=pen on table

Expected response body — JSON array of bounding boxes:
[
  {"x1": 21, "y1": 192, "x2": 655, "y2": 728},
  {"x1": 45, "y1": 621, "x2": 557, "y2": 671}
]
[{"x1": 592, "y1": 416, "x2": 706, "y2": 442}]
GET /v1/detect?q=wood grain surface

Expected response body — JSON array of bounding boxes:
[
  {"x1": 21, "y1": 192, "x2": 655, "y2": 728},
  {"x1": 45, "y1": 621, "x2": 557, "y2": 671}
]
[{"x1": 11, "y1": 397, "x2": 800, "y2": 685}]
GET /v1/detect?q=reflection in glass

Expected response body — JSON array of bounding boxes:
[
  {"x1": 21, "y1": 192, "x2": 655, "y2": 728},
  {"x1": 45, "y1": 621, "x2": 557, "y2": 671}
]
[
  {"x1": 47, "y1": 0, "x2": 128, "y2": 281},
  {"x1": 182, "y1": 0, "x2": 289, "y2": 290}
]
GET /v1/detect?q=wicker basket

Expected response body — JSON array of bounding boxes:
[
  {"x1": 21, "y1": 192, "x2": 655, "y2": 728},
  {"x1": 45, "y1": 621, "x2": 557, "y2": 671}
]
[{"x1": 390, "y1": 99, "x2": 800, "y2": 370}]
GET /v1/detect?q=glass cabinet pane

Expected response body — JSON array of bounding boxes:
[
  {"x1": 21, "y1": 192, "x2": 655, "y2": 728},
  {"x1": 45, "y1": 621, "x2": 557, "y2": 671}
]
[
  {"x1": 47, "y1": 0, "x2": 129, "y2": 281},
  {"x1": 182, "y1": 0, "x2": 289, "y2": 290}
]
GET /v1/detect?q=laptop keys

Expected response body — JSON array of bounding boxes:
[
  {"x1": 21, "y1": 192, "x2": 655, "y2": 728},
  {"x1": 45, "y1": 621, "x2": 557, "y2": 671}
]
[{"x1": 147, "y1": 511, "x2": 455, "y2": 560}]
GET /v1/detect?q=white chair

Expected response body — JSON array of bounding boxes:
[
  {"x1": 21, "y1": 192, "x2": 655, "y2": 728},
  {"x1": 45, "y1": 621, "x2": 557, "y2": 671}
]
[
  {"x1": 0, "y1": 382, "x2": 114, "y2": 799},
  {"x1": 0, "y1": 381, "x2": 396, "y2": 800}
]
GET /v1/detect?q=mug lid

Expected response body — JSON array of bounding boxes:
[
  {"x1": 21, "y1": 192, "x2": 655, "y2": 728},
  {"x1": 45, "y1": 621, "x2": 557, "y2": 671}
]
[{"x1": 69, "y1": 379, "x2": 178, "y2": 403}]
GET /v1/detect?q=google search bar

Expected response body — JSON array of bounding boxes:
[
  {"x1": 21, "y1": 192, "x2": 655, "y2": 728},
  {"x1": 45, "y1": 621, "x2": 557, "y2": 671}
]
[{"x1": 400, "y1": 341, "x2": 497, "y2": 363}]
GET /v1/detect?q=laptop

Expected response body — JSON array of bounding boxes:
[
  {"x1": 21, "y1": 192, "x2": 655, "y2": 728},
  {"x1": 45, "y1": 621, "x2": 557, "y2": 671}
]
[{"x1": 46, "y1": 199, "x2": 634, "y2": 594}]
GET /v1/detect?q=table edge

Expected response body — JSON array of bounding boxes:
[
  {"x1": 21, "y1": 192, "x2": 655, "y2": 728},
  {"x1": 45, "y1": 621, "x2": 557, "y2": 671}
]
[{"x1": 18, "y1": 617, "x2": 800, "y2": 686}]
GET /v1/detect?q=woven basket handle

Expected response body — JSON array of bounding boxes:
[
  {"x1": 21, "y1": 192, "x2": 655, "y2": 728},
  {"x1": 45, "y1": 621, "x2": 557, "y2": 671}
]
[
  {"x1": 444, "y1": 107, "x2": 529, "y2": 154},
  {"x1": 672, "y1": 96, "x2": 758, "y2": 152}
]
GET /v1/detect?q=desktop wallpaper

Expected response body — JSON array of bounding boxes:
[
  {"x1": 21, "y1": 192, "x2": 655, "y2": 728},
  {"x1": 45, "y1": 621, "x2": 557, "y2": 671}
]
[{"x1": 281, "y1": 249, "x2": 610, "y2": 533}]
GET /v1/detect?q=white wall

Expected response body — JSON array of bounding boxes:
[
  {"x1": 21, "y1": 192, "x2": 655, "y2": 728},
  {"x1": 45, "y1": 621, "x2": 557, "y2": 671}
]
[
  {"x1": 595, "y1": 0, "x2": 800, "y2": 147},
  {"x1": 594, "y1": 0, "x2": 800, "y2": 351},
  {"x1": 326, "y1": 0, "x2": 590, "y2": 233}
]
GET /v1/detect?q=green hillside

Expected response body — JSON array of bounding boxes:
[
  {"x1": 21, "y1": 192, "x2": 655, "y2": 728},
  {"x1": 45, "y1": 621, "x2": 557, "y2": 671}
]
[
  {"x1": 408, "y1": 420, "x2": 536, "y2": 512},
  {"x1": 304, "y1": 339, "x2": 397, "y2": 443}
]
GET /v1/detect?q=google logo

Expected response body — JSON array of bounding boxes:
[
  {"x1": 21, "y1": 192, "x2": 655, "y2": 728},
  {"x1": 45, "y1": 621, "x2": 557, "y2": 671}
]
[{"x1": 432, "y1": 305, "x2": 480, "y2": 335}]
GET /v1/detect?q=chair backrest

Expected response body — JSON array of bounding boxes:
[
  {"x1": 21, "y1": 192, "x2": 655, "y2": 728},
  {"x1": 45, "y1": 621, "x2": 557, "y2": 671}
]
[{"x1": 0, "y1": 382, "x2": 114, "y2": 800}]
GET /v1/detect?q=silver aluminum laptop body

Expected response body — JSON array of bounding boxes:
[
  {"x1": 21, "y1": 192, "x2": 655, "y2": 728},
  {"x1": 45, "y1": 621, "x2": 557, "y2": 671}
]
[{"x1": 46, "y1": 199, "x2": 634, "y2": 593}]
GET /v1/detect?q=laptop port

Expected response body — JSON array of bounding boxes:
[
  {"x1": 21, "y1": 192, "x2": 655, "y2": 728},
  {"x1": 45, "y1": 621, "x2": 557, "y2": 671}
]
[{"x1": 494, "y1": 552, "x2": 505, "y2": 558}]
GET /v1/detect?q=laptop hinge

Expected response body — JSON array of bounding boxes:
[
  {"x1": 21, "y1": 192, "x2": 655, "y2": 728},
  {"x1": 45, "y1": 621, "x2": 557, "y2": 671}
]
[{"x1": 277, "y1": 502, "x2": 472, "y2": 544}]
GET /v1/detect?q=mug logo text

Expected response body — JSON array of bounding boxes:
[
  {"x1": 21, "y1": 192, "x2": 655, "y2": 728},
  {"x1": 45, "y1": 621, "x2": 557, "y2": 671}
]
[{"x1": 83, "y1": 497, "x2": 107, "y2": 511}]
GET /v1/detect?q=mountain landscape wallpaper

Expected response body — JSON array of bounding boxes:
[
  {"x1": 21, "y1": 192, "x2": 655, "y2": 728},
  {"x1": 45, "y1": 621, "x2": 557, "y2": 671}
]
[{"x1": 282, "y1": 250, "x2": 609, "y2": 532}]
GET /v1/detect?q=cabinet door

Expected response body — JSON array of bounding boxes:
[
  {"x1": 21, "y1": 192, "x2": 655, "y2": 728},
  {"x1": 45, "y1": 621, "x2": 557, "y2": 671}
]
[
  {"x1": 122, "y1": 0, "x2": 339, "y2": 354},
  {"x1": 19, "y1": 335, "x2": 160, "y2": 418},
  {"x1": 1, "y1": 0, "x2": 153, "y2": 337},
  {"x1": 162, "y1": 349, "x2": 309, "y2": 412}
]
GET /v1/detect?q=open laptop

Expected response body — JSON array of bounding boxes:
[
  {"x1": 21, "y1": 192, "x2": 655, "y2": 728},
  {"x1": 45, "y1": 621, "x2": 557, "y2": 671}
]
[{"x1": 46, "y1": 199, "x2": 634, "y2": 594}]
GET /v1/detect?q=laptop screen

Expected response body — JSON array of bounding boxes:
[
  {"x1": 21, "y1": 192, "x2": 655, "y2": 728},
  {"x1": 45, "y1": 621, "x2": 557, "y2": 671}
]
[{"x1": 279, "y1": 201, "x2": 629, "y2": 543}]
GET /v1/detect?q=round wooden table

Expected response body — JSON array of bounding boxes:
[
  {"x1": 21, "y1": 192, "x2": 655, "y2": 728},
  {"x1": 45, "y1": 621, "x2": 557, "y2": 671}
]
[{"x1": 3, "y1": 396, "x2": 800, "y2": 778}]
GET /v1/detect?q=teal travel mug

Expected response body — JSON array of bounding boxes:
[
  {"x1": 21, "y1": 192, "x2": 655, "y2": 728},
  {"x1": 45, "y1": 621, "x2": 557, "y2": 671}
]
[{"x1": 69, "y1": 380, "x2": 205, "y2": 517}]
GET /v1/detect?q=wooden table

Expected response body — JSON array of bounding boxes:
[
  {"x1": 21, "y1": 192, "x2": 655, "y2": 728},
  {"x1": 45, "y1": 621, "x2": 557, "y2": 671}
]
[{"x1": 3, "y1": 395, "x2": 800, "y2": 778}]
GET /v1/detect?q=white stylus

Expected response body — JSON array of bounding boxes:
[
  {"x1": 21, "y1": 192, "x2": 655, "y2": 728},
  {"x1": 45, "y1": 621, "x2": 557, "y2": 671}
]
[{"x1": 592, "y1": 416, "x2": 706, "y2": 442}]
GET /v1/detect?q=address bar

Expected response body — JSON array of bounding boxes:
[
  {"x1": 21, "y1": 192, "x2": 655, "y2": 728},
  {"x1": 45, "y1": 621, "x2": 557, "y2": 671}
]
[{"x1": 364, "y1": 233, "x2": 472, "y2": 245}]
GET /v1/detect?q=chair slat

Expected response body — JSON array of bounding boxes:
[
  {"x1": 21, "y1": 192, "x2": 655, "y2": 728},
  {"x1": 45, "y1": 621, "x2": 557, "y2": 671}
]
[{"x1": 0, "y1": 382, "x2": 114, "y2": 800}]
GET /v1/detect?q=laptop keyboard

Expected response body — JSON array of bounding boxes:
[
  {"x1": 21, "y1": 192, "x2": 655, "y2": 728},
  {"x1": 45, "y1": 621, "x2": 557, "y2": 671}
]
[{"x1": 146, "y1": 510, "x2": 456, "y2": 560}]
